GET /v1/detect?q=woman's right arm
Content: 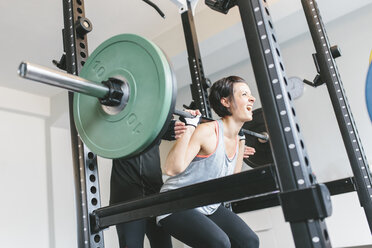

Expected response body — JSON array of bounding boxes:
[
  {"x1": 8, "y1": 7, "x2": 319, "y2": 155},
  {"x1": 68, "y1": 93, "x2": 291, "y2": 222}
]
[{"x1": 164, "y1": 124, "x2": 210, "y2": 176}]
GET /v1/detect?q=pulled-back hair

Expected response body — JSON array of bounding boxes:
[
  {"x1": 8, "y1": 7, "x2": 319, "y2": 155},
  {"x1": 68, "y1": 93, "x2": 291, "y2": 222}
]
[{"x1": 209, "y1": 76, "x2": 246, "y2": 117}]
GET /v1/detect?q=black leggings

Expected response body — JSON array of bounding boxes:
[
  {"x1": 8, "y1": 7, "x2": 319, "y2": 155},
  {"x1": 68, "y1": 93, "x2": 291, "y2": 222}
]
[
  {"x1": 116, "y1": 217, "x2": 172, "y2": 248},
  {"x1": 159, "y1": 205, "x2": 259, "y2": 248}
]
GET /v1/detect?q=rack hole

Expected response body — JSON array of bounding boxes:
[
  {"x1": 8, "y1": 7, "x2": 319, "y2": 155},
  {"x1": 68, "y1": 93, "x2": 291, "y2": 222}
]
[
  {"x1": 81, "y1": 61, "x2": 85, "y2": 66},
  {"x1": 77, "y1": 7, "x2": 83, "y2": 14},
  {"x1": 272, "y1": 34, "x2": 277, "y2": 42},
  {"x1": 324, "y1": 229, "x2": 329, "y2": 240},
  {"x1": 88, "y1": 163, "x2": 95, "y2": 171},
  {"x1": 280, "y1": 62, "x2": 284, "y2": 71},
  {"x1": 296, "y1": 123, "x2": 300, "y2": 132},
  {"x1": 287, "y1": 92, "x2": 292, "y2": 101},
  {"x1": 283, "y1": 77, "x2": 288, "y2": 85},
  {"x1": 276, "y1": 48, "x2": 281, "y2": 57},
  {"x1": 94, "y1": 235, "x2": 101, "y2": 243},
  {"x1": 88, "y1": 152, "x2": 94, "y2": 160},
  {"x1": 77, "y1": 0, "x2": 82, "y2": 5},
  {"x1": 89, "y1": 174, "x2": 96, "y2": 182},
  {"x1": 300, "y1": 140, "x2": 304, "y2": 149},
  {"x1": 291, "y1": 107, "x2": 296, "y2": 116},
  {"x1": 265, "y1": 7, "x2": 270, "y2": 16},
  {"x1": 91, "y1": 198, "x2": 98, "y2": 206},
  {"x1": 80, "y1": 52, "x2": 86, "y2": 58},
  {"x1": 90, "y1": 186, "x2": 97, "y2": 194},
  {"x1": 309, "y1": 173, "x2": 314, "y2": 184},
  {"x1": 79, "y1": 43, "x2": 85, "y2": 49},
  {"x1": 268, "y1": 20, "x2": 273, "y2": 29},
  {"x1": 305, "y1": 156, "x2": 309, "y2": 166}
]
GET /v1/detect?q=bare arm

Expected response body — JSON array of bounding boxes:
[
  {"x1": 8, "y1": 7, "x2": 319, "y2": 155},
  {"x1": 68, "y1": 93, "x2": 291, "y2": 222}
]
[
  {"x1": 164, "y1": 123, "x2": 213, "y2": 176},
  {"x1": 234, "y1": 140, "x2": 246, "y2": 173},
  {"x1": 234, "y1": 143, "x2": 256, "y2": 173}
]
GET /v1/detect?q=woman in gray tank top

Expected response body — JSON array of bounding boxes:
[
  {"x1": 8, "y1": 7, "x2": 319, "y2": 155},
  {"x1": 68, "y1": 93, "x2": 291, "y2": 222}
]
[{"x1": 157, "y1": 76, "x2": 259, "y2": 248}]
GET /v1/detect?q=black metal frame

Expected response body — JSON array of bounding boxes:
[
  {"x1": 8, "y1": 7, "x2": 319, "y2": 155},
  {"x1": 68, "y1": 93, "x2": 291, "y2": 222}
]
[
  {"x1": 181, "y1": 3, "x2": 213, "y2": 118},
  {"x1": 61, "y1": 0, "x2": 104, "y2": 247},
  {"x1": 301, "y1": 0, "x2": 372, "y2": 232},
  {"x1": 232, "y1": 177, "x2": 356, "y2": 213},
  {"x1": 91, "y1": 165, "x2": 277, "y2": 231},
  {"x1": 235, "y1": 0, "x2": 331, "y2": 246},
  {"x1": 57, "y1": 0, "x2": 369, "y2": 247}
]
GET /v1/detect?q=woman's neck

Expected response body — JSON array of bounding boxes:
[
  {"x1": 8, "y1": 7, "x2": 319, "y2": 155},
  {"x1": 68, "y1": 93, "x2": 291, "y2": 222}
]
[{"x1": 221, "y1": 116, "x2": 244, "y2": 139}]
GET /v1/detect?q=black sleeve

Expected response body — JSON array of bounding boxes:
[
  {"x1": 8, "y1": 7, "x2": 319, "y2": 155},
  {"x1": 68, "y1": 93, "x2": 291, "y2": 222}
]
[{"x1": 161, "y1": 119, "x2": 176, "y2": 141}]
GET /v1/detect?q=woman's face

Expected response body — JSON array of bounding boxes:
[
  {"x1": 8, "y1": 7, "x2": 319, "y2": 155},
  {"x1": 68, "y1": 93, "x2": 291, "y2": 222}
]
[{"x1": 228, "y1": 82, "x2": 255, "y2": 122}]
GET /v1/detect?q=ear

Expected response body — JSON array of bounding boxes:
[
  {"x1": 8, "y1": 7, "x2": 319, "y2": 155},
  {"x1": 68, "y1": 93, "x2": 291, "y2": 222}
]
[{"x1": 220, "y1": 97, "x2": 230, "y2": 108}]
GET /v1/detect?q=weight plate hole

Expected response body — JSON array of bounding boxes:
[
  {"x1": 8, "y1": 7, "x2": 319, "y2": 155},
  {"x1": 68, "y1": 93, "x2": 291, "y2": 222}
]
[{"x1": 100, "y1": 76, "x2": 130, "y2": 115}]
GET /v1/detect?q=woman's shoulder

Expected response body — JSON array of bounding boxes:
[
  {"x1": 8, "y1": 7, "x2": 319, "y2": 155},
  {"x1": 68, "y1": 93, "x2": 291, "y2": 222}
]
[{"x1": 195, "y1": 121, "x2": 217, "y2": 135}]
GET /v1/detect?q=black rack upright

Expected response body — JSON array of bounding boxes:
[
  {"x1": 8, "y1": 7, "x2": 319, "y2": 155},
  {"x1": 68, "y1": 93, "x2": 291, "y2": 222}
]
[
  {"x1": 235, "y1": 0, "x2": 332, "y2": 246},
  {"x1": 301, "y1": 0, "x2": 372, "y2": 233},
  {"x1": 181, "y1": 2, "x2": 213, "y2": 118},
  {"x1": 61, "y1": 0, "x2": 104, "y2": 247}
]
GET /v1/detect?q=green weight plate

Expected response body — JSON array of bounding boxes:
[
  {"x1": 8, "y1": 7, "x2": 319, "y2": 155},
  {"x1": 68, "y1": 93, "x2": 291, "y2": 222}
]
[{"x1": 74, "y1": 34, "x2": 176, "y2": 159}]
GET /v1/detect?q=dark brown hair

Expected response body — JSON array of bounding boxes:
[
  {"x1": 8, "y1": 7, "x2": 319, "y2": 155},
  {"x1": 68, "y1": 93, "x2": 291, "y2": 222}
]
[{"x1": 209, "y1": 76, "x2": 246, "y2": 117}]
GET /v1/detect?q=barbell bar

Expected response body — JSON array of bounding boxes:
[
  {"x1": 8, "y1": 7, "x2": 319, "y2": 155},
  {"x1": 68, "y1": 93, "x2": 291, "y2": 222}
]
[
  {"x1": 174, "y1": 109, "x2": 269, "y2": 141},
  {"x1": 19, "y1": 62, "x2": 269, "y2": 141},
  {"x1": 18, "y1": 62, "x2": 109, "y2": 99},
  {"x1": 18, "y1": 34, "x2": 269, "y2": 159}
]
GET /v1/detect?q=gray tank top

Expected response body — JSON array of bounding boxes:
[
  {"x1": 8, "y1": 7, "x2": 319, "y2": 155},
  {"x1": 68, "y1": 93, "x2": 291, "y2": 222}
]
[{"x1": 157, "y1": 120, "x2": 238, "y2": 224}]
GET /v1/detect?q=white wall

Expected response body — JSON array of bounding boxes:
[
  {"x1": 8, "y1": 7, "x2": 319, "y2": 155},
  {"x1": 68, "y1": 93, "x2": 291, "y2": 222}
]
[
  {"x1": 0, "y1": 88, "x2": 50, "y2": 248},
  {"x1": 50, "y1": 127, "x2": 76, "y2": 248}
]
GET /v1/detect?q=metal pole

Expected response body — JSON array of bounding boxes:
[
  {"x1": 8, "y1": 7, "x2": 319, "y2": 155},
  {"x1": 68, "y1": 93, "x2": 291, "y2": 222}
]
[
  {"x1": 236, "y1": 0, "x2": 332, "y2": 246},
  {"x1": 61, "y1": 0, "x2": 104, "y2": 247},
  {"x1": 301, "y1": 0, "x2": 372, "y2": 233},
  {"x1": 181, "y1": 4, "x2": 213, "y2": 118},
  {"x1": 18, "y1": 61, "x2": 109, "y2": 99}
]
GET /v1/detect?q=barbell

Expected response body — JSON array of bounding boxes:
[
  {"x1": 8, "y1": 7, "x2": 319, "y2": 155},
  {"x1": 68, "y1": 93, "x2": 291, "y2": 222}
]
[{"x1": 18, "y1": 33, "x2": 269, "y2": 159}]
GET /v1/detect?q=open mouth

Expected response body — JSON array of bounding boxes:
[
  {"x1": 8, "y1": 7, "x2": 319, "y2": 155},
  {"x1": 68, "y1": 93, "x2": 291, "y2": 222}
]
[{"x1": 247, "y1": 106, "x2": 253, "y2": 111}]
